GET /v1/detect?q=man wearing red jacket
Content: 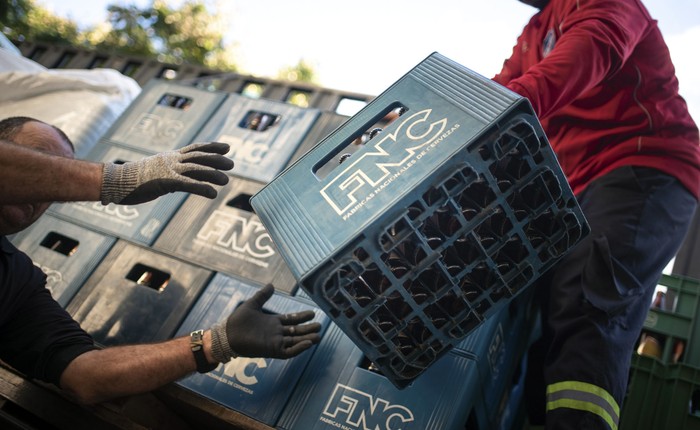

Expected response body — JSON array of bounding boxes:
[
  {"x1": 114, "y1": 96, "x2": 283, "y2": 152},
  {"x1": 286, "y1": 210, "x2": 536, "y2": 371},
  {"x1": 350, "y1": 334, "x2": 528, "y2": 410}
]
[{"x1": 492, "y1": 0, "x2": 700, "y2": 428}]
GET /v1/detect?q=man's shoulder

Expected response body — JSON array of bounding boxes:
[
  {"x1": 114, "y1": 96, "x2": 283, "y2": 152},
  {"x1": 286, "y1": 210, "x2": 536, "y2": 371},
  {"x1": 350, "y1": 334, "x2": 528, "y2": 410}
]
[
  {"x1": 0, "y1": 236, "x2": 15, "y2": 253},
  {"x1": 0, "y1": 235, "x2": 39, "y2": 275}
]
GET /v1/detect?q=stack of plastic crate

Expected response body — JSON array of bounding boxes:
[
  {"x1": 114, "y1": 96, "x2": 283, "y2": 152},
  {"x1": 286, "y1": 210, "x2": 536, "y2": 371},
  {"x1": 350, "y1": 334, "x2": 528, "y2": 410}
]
[
  {"x1": 33, "y1": 78, "x2": 327, "y2": 352},
  {"x1": 48, "y1": 79, "x2": 227, "y2": 246},
  {"x1": 251, "y1": 52, "x2": 589, "y2": 389},
  {"x1": 150, "y1": 81, "x2": 324, "y2": 295},
  {"x1": 37, "y1": 75, "x2": 336, "y2": 424}
]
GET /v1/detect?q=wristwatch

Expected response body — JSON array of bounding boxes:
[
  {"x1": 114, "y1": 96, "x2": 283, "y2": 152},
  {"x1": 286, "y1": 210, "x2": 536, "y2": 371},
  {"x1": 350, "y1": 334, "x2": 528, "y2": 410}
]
[{"x1": 190, "y1": 330, "x2": 217, "y2": 373}]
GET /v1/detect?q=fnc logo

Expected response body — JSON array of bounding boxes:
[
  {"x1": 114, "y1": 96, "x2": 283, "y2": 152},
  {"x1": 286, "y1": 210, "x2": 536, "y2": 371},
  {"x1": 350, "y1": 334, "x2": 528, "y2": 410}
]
[
  {"x1": 218, "y1": 134, "x2": 270, "y2": 165},
  {"x1": 320, "y1": 109, "x2": 448, "y2": 216},
  {"x1": 196, "y1": 209, "x2": 275, "y2": 259},
  {"x1": 130, "y1": 113, "x2": 185, "y2": 141},
  {"x1": 488, "y1": 323, "x2": 505, "y2": 378},
  {"x1": 77, "y1": 202, "x2": 140, "y2": 221},
  {"x1": 34, "y1": 263, "x2": 65, "y2": 297},
  {"x1": 222, "y1": 357, "x2": 267, "y2": 385},
  {"x1": 321, "y1": 384, "x2": 414, "y2": 430}
]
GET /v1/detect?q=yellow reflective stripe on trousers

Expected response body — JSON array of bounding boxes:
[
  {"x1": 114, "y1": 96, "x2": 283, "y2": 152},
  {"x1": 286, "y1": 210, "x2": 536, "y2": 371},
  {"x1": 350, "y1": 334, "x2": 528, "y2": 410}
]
[{"x1": 546, "y1": 381, "x2": 620, "y2": 430}]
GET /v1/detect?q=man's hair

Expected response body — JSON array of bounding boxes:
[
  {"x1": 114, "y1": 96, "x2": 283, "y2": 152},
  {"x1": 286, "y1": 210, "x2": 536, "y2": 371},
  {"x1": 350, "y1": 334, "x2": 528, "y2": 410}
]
[{"x1": 0, "y1": 116, "x2": 75, "y2": 152}]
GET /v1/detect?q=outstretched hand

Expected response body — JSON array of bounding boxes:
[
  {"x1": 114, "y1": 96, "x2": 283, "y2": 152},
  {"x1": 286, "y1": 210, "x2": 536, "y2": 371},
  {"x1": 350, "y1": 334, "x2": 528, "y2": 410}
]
[
  {"x1": 215, "y1": 284, "x2": 322, "y2": 360},
  {"x1": 100, "y1": 142, "x2": 234, "y2": 205}
]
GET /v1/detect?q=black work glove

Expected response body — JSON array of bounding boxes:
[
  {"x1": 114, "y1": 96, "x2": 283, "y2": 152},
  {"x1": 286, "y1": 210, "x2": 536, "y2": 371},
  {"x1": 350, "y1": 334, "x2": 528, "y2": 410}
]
[
  {"x1": 210, "y1": 284, "x2": 322, "y2": 361},
  {"x1": 100, "y1": 142, "x2": 234, "y2": 205}
]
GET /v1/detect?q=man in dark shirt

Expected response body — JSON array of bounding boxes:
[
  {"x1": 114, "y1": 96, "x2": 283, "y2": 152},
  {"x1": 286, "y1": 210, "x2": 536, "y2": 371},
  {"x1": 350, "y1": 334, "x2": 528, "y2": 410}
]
[{"x1": 0, "y1": 116, "x2": 322, "y2": 404}]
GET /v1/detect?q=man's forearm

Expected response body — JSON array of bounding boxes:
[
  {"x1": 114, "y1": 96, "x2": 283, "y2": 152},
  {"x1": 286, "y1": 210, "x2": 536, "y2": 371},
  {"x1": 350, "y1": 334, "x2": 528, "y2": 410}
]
[
  {"x1": 59, "y1": 333, "x2": 213, "y2": 405},
  {"x1": 0, "y1": 140, "x2": 102, "y2": 204}
]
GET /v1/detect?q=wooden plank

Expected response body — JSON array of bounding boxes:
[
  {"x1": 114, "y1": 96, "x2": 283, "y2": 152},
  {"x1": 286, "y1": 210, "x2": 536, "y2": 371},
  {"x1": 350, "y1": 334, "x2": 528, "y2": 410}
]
[
  {"x1": 1, "y1": 363, "x2": 279, "y2": 430},
  {"x1": 0, "y1": 364, "x2": 190, "y2": 430},
  {"x1": 155, "y1": 383, "x2": 276, "y2": 430}
]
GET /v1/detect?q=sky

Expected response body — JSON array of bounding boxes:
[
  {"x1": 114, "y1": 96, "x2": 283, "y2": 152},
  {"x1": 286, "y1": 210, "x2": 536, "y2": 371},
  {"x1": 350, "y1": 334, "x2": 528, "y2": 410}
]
[{"x1": 38, "y1": 0, "x2": 700, "y2": 121}]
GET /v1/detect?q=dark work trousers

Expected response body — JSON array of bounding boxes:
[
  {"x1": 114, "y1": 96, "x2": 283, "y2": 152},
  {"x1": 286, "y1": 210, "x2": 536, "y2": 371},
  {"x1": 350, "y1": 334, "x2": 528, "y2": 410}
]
[{"x1": 524, "y1": 166, "x2": 698, "y2": 430}]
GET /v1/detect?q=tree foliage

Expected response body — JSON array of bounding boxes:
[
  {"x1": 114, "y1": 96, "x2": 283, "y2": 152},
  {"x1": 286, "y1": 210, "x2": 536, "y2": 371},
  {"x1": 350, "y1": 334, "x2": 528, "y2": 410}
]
[
  {"x1": 1, "y1": 0, "x2": 80, "y2": 44},
  {"x1": 0, "y1": 0, "x2": 33, "y2": 38},
  {"x1": 86, "y1": 1, "x2": 238, "y2": 71},
  {"x1": 277, "y1": 59, "x2": 319, "y2": 84},
  {"x1": 0, "y1": 0, "x2": 318, "y2": 83},
  {"x1": 90, "y1": 4, "x2": 155, "y2": 57}
]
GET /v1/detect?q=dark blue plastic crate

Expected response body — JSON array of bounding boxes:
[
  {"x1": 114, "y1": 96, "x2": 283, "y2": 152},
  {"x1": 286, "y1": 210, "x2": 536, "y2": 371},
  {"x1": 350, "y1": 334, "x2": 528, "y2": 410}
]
[
  {"x1": 102, "y1": 79, "x2": 226, "y2": 153},
  {"x1": 154, "y1": 177, "x2": 298, "y2": 294},
  {"x1": 497, "y1": 351, "x2": 529, "y2": 430},
  {"x1": 277, "y1": 323, "x2": 489, "y2": 430},
  {"x1": 66, "y1": 240, "x2": 212, "y2": 346},
  {"x1": 192, "y1": 93, "x2": 320, "y2": 183},
  {"x1": 49, "y1": 141, "x2": 187, "y2": 245},
  {"x1": 174, "y1": 273, "x2": 329, "y2": 426},
  {"x1": 9, "y1": 213, "x2": 116, "y2": 307},
  {"x1": 251, "y1": 52, "x2": 588, "y2": 388},
  {"x1": 451, "y1": 287, "x2": 537, "y2": 430}
]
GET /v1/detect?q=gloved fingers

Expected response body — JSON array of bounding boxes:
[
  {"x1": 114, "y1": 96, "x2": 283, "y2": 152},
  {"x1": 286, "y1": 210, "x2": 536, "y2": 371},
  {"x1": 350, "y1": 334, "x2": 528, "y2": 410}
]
[
  {"x1": 280, "y1": 339, "x2": 315, "y2": 358},
  {"x1": 142, "y1": 175, "x2": 218, "y2": 199},
  {"x1": 283, "y1": 321, "x2": 321, "y2": 336},
  {"x1": 245, "y1": 284, "x2": 275, "y2": 310},
  {"x1": 280, "y1": 310, "x2": 316, "y2": 325},
  {"x1": 180, "y1": 142, "x2": 231, "y2": 155},
  {"x1": 182, "y1": 168, "x2": 230, "y2": 186},
  {"x1": 299, "y1": 332, "x2": 322, "y2": 345},
  {"x1": 175, "y1": 160, "x2": 233, "y2": 175},
  {"x1": 118, "y1": 179, "x2": 196, "y2": 205},
  {"x1": 283, "y1": 331, "x2": 321, "y2": 347},
  {"x1": 181, "y1": 152, "x2": 234, "y2": 171},
  {"x1": 176, "y1": 181, "x2": 218, "y2": 199}
]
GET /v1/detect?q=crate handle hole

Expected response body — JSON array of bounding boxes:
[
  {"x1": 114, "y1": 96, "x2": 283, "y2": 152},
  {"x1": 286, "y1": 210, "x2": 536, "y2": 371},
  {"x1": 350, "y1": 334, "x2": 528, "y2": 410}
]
[
  {"x1": 226, "y1": 194, "x2": 253, "y2": 212},
  {"x1": 239, "y1": 110, "x2": 280, "y2": 131},
  {"x1": 125, "y1": 263, "x2": 171, "y2": 292},
  {"x1": 157, "y1": 93, "x2": 192, "y2": 110},
  {"x1": 312, "y1": 103, "x2": 407, "y2": 180},
  {"x1": 40, "y1": 231, "x2": 79, "y2": 256}
]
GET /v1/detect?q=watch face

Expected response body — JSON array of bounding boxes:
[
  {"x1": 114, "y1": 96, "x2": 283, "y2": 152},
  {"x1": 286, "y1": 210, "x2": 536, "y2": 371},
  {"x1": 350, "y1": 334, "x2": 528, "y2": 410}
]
[{"x1": 191, "y1": 330, "x2": 205, "y2": 345}]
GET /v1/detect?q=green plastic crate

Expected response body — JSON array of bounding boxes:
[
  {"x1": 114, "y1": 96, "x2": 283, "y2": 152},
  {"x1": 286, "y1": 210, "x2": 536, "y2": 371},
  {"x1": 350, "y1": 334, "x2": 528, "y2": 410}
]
[
  {"x1": 642, "y1": 274, "x2": 700, "y2": 365},
  {"x1": 621, "y1": 354, "x2": 700, "y2": 430}
]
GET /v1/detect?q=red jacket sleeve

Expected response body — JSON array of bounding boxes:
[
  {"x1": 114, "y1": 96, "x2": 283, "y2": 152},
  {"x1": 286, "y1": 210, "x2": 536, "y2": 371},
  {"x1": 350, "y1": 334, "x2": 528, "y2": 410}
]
[
  {"x1": 493, "y1": 0, "x2": 652, "y2": 119},
  {"x1": 493, "y1": 28, "x2": 526, "y2": 86}
]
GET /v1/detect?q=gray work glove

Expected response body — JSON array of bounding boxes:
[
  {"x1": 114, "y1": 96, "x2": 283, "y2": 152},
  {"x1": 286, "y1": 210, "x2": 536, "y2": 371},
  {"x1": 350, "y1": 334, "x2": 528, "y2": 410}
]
[
  {"x1": 100, "y1": 142, "x2": 234, "y2": 205},
  {"x1": 210, "y1": 284, "x2": 322, "y2": 361}
]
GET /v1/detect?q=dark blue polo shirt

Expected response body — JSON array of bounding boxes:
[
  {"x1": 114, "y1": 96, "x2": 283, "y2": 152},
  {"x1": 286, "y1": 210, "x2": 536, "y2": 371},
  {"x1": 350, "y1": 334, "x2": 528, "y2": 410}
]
[{"x1": 0, "y1": 236, "x2": 96, "y2": 386}]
